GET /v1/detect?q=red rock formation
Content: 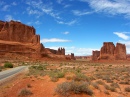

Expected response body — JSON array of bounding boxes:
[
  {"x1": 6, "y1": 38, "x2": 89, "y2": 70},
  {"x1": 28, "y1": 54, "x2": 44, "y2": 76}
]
[
  {"x1": 100, "y1": 42, "x2": 115, "y2": 60},
  {"x1": 92, "y1": 50, "x2": 100, "y2": 60},
  {"x1": 0, "y1": 20, "x2": 67, "y2": 60},
  {"x1": 94, "y1": 42, "x2": 127, "y2": 60},
  {"x1": 0, "y1": 20, "x2": 45, "y2": 59},
  {"x1": 47, "y1": 47, "x2": 65, "y2": 55},
  {"x1": 71, "y1": 53, "x2": 76, "y2": 60},
  {"x1": 57, "y1": 48, "x2": 65, "y2": 55},
  {"x1": 114, "y1": 43, "x2": 126, "y2": 60},
  {"x1": 0, "y1": 20, "x2": 39, "y2": 44}
]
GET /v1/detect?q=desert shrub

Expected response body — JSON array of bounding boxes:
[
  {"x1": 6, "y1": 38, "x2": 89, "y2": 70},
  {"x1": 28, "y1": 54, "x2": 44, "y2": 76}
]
[
  {"x1": 18, "y1": 88, "x2": 32, "y2": 96},
  {"x1": 110, "y1": 86, "x2": 116, "y2": 92},
  {"x1": 91, "y1": 82, "x2": 100, "y2": 89},
  {"x1": 73, "y1": 73, "x2": 90, "y2": 82},
  {"x1": 104, "y1": 84, "x2": 110, "y2": 90},
  {"x1": 66, "y1": 76, "x2": 73, "y2": 80},
  {"x1": 75, "y1": 68, "x2": 81, "y2": 73},
  {"x1": 4, "y1": 62, "x2": 13, "y2": 68},
  {"x1": 110, "y1": 83, "x2": 120, "y2": 89},
  {"x1": 31, "y1": 65, "x2": 47, "y2": 70},
  {"x1": 55, "y1": 81, "x2": 93, "y2": 96},
  {"x1": 50, "y1": 77, "x2": 58, "y2": 82},
  {"x1": 27, "y1": 84, "x2": 31, "y2": 88},
  {"x1": 55, "y1": 82, "x2": 71, "y2": 96},
  {"x1": 70, "y1": 81, "x2": 91, "y2": 94},
  {"x1": 125, "y1": 87, "x2": 130, "y2": 92},
  {"x1": 96, "y1": 80, "x2": 105, "y2": 85},
  {"x1": 106, "y1": 79, "x2": 113, "y2": 83},
  {"x1": 119, "y1": 81, "x2": 129, "y2": 85},
  {"x1": 49, "y1": 71, "x2": 65, "y2": 78},
  {"x1": 104, "y1": 90, "x2": 110, "y2": 95}
]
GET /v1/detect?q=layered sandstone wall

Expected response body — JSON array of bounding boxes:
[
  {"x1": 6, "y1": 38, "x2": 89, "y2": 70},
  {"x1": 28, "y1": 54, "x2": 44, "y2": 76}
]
[
  {"x1": 0, "y1": 20, "x2": 44, "y2": 59},
  {"x1": 0, "y1": 20, "x2": 40, "y2": 44}
]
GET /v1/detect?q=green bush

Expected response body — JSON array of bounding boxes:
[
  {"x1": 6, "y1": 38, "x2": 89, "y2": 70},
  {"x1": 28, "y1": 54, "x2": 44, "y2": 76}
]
[{"x1": 4, "y1": 62, "x2": 13, "y2": 68}]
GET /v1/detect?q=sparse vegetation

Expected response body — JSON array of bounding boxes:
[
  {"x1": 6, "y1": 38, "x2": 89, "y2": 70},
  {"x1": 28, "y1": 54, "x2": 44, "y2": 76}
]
[
  {"x1": 25, "y1": 61, "x2": 130, "y2": 97},
  {"x1": 125, "y1": 87, "x2": 130, "y2": 92},
  {"x1": 4, "y1": 62, "x2": 13, "y2": 68},
  {"x1": 55, "y1": 81, "x2": 93, "y2": 96},
  {"x1": 18, "y1": 88, "x2": 32, "y2": 96}
]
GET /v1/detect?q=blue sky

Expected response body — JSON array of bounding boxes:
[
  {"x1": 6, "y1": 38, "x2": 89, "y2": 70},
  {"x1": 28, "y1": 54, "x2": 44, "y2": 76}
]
[{"x1": 1, "y1": 0, "x2": 130, "y2": 56}]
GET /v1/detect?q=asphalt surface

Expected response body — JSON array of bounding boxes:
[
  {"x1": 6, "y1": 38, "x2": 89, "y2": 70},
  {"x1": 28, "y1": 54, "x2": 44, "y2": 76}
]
[{"x1": 0, "y1": 66, "x2": 27, "y2": 81}]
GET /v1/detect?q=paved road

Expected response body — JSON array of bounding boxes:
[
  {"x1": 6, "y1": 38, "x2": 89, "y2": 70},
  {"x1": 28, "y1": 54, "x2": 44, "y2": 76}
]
[{"x1": 0, "y1": 66, "x2": 28, "y2": 81}]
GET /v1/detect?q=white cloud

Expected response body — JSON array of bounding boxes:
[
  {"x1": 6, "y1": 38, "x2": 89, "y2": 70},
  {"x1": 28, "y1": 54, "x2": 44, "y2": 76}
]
[
  {"x1": 26, "y1": 0, "x2": 60, "y2": 19},
  {"x1": 72, "y1": 10, "x2": 93, "y2": 16},
  {"x1": 5, "y1": 15, "x2": 13, "y2": 21},
  {"x1": 57, "y1": 20, "x2": 77, "y2": 25},
  {"x1": 26, "y1": 7, "x2": 43, "y2": 17},
  {"x1": 114, "y1": 32, "x2": 130, "y2": 54},
  {"x1": 40, "y1": 38, "x2": 71, "y2": 43},
  {"x1": 63, "y1": 31, "x2": 69, "y2": 35},
  {"x1": 80, "y1": 0, "x2": 130, "y2": 18},
  {"x1": 2, "y1": 5, "x2": 10, "y2": 11},
  {"x1": 114, "y1": 32, "x2": 130, "y2": 40}
]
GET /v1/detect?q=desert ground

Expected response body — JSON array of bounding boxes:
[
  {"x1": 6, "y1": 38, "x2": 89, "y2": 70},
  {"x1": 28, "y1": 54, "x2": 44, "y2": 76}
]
[{"x1": 0, "y1": 59, "x2": 130, "y2": 97}]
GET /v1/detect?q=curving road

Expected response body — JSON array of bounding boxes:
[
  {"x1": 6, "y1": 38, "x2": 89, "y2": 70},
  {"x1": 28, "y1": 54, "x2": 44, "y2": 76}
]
[{"x1": 0, "y1": 66, "x2": 28, "y2": 82}]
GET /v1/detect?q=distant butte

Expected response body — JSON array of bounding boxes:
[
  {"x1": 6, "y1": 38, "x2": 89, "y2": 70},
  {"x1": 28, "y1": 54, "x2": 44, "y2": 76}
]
[{"x1": 92, "y1": 42, "x2": 127, "y2": 60}]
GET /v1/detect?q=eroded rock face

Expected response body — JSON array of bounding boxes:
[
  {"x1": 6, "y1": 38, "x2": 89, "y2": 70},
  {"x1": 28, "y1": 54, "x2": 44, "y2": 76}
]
[
  {"x1": 0, "y1": 20, "x2": 45, "y2": 59},
  {"x1": 0, "y1": 20, "x2": 40, "y2": 44},
  {"x1": 92, "y1": 51, "x2": 100, "y2": 60},
  {"x1": 71, "y1": 53, "x2": 75, "y2": 60},
  {"x1": 100, "y1": 42, "x2": 115, "y2": 60},
  {"x1": 92, "y1": 42, "x2": 127, "y2": 60},
  {"x1": 114, "y1": 43, "x2": 126, "y2": 60},
  {"x1": 0, "y1": 20, "x2": 68, "y2": 60},
  {"x1": 46, "y1": 47, "x2": 65, "y2": 55}
]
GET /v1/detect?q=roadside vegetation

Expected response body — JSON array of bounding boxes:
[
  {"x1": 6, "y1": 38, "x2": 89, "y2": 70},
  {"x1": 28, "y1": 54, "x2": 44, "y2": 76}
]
[{"x1": 22, "y1": 61, "x2": 130, "y2": 96}]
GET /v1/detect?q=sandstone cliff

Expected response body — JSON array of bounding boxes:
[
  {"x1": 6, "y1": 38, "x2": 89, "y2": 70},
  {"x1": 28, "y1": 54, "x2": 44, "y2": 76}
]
[
  {"x1": 0, "y1": 20, "x2": 45, "y2": 59},
  {"x1": 0, "y1": 20, "x2": 67, "y2": 60},
  {"x1": 0, "y1": 20, "x2": 40, "y2": 44}
]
